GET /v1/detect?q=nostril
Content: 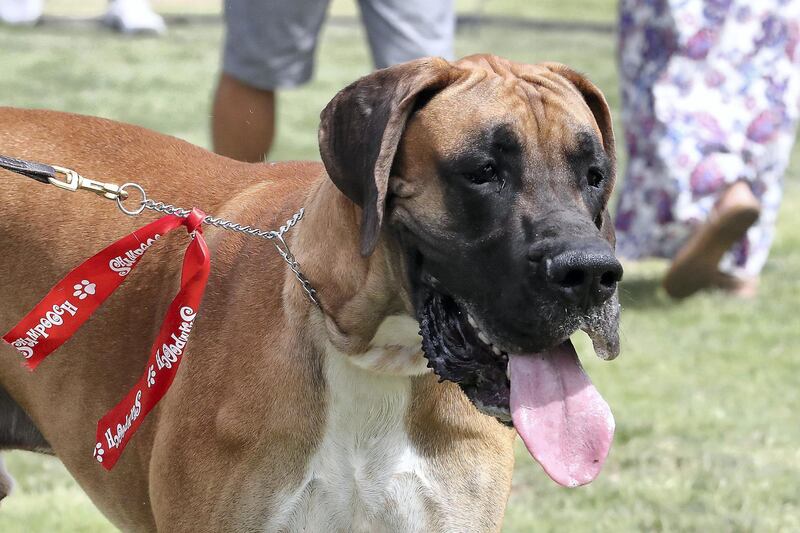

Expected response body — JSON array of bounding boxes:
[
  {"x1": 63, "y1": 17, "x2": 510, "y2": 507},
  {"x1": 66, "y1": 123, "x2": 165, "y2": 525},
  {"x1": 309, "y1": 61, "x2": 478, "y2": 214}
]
[
  {"x1": 560, "y1": 269, "x2": 585, "y2": 288},
  {"x1": 599, "y1": 270, "x2": 619, "y2": 288}
]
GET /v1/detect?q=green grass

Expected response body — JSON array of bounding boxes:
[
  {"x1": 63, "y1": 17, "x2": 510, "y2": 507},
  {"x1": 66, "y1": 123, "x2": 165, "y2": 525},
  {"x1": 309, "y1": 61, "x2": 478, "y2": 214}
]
[
  {"x1": 44, "y1": 0, "x2": 617, "y2": 21},
  {"x1": 1, "y1": 8, "x2": 799, "y2": 533}
]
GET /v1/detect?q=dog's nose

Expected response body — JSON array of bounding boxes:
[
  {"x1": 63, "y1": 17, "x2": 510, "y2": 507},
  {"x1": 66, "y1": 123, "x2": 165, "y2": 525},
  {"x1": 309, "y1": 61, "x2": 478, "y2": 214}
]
[{"x1": 544, "y1": 248, "x2": 622, "y2": 306}]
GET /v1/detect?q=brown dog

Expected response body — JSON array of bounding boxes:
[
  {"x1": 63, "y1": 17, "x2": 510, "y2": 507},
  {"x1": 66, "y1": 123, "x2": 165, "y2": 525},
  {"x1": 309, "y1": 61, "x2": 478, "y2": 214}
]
[{"x1": 0, "y1": 55, "x2": 621, "y2": 531}]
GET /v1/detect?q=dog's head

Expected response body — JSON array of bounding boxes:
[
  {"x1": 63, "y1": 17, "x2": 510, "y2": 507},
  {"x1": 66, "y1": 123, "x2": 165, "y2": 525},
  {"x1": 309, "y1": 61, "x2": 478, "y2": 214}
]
[{"x1": 319, "y1": 55, "x2": 621, "y2": 487}]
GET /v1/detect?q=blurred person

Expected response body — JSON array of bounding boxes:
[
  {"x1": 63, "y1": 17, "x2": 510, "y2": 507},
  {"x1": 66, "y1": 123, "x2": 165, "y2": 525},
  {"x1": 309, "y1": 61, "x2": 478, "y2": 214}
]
[
  {"x1": 0, "y1": 0, "x2": 166, "y2": 34},
  {"x1": 211, "y1": 0, "x2": 455, "y2": 163},
  {"x1": 614, "y1": 0, "x2": 800, "y2": 298}
]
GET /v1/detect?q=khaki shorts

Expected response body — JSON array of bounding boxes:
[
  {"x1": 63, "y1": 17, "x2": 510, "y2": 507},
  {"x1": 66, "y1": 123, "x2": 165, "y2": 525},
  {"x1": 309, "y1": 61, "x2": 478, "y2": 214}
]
[{"x1": 222, "y1": 0, "x2": 455, "y2": 90}]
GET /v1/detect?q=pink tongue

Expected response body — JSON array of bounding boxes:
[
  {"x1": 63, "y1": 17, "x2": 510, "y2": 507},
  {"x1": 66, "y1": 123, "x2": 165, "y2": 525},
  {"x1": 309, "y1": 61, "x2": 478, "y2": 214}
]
[{"x1": 509, "y1": 340, "x2": 614, "y2": 487}]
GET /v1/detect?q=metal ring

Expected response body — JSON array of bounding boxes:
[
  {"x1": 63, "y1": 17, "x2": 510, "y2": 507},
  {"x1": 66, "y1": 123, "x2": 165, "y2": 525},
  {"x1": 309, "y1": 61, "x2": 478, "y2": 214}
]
[{"x1": 116, "y1": 183, "x2": 147, "y2": 216}]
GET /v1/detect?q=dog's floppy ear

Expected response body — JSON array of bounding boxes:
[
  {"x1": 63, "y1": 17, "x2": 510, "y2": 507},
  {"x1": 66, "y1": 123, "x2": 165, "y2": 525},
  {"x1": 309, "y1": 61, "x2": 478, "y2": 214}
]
[{"x1": 319, "y1": 57, "x2": 453, "y2": 256}]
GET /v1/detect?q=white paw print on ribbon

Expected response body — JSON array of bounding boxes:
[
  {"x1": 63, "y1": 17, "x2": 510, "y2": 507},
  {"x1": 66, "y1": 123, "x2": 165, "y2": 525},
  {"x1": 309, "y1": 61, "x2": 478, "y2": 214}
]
[
  {"x1": 93, "y1": 442, "x2": 105, "y2": 463},
  {"x1": 73, "y1": 279, "x2": 97, "y2": 300},
  {"x1": 146, "y1": 365, "x2": 156, "y2": 388}
]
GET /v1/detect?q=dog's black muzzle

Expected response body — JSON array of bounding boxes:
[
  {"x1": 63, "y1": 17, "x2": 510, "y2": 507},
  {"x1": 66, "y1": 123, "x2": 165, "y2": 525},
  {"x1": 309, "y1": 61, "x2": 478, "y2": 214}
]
[{"x1": 536, "y1": 240, "x2": 622, "y2": 310}]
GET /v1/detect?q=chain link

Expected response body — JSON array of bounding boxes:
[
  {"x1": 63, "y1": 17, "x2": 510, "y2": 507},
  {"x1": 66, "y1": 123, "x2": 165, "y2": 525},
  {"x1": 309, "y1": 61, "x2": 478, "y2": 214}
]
[
  {"x1": 135, "y1": 197, "x2": 319, "y2": 307},
  {"x1": 0, "y1": 157, "x2": 320, "y2": 306}
]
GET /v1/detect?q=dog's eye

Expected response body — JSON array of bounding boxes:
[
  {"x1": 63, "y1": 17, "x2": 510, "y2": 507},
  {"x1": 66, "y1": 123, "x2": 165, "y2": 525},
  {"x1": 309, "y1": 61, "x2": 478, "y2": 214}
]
[
  {"x1": 587, "y1": 168, "x2": 604, "y2": 188},
  {"x1": 466, "y1": 163, "x2": 498, "y2": 185}
]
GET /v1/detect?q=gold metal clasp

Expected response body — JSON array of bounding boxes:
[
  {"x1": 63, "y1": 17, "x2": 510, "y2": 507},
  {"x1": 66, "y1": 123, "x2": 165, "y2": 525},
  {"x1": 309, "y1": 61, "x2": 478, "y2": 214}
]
[{"x1": 49, "y1": 165, "x2": 128, "y2": 201}]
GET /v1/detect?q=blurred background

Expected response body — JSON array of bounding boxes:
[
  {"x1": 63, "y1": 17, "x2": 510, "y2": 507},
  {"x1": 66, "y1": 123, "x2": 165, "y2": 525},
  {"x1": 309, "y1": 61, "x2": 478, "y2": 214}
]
[{"x1": 1, "y1": 0, "x2": 799, "y2": 531}]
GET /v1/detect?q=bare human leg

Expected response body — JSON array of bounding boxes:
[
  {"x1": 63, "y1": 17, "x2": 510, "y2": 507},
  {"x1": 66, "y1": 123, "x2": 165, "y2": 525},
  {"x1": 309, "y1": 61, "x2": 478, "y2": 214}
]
[{"x1": 211, "y1": 73, "x2": 276, "y2": 163}]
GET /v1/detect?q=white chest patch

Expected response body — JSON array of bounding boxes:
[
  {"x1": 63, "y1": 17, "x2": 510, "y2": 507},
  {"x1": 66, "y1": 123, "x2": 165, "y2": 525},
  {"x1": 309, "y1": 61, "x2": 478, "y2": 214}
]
[{"x1": 264, "y1": 316, "x2": 440, "y2": 532}]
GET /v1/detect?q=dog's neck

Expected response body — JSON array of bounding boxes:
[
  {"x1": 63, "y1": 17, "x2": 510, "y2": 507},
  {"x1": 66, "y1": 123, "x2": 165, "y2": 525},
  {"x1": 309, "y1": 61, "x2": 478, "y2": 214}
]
[
  {"x1": 255, "y1": 177, "x2": 437, "y2": 530},
  {"x1": 293, "y1": 178, "x2": 416, "y2": 357}
]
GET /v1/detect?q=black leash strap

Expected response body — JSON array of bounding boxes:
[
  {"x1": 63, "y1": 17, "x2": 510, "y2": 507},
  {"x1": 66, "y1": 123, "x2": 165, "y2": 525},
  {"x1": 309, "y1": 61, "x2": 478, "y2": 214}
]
[
  {"x1": 0, "y1": 153, "x2": 126, "y2": 200},
  {"x1": 0, "y1": 154, "x2": 57, "y2": 184}
]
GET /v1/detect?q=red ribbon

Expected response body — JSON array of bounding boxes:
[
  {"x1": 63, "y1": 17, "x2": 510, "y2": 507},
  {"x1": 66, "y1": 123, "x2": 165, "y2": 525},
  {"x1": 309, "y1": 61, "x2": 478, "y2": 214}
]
[{"x1": 3, "y1": 209, "x2": 210, "y2": 470}]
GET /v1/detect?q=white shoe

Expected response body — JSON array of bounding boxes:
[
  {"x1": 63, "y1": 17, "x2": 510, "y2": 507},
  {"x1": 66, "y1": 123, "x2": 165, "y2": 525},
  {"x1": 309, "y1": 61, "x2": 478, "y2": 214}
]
[
  {"x1": 0, "y1": 0, "x2": 43, "y2": 25},
  {"x1": 104, "y1": 0, "x2": 166, "y2": 35}
]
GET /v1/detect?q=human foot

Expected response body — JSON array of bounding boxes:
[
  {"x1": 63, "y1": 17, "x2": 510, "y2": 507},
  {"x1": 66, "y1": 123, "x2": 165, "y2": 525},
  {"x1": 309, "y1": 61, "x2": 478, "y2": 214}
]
[
  {"x1": 663, "y1": 181, "x2": 760, "y2": 299},
  {"x1": 103, "y1": 0, "x2": 166, "y2": 34},
  {"x1": 0, "y1": 0, "x2": 42, "y2": 25}
]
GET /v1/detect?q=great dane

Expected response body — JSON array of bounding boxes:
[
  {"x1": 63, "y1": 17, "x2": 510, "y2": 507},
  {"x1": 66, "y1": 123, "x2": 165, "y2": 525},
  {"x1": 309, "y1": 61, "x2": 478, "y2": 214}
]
[{"x1": 0, "y1": 54, "x2": 622, "y2": 531}]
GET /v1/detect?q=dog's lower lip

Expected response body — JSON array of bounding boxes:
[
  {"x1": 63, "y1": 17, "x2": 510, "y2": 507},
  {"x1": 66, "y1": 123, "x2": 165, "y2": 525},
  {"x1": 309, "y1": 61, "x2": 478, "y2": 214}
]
[
  {"x1": 417, "y1": 286, "x2": 511, "y2": 422},
  {"x1": 581, "y1": 325, "x2": 619, "y2": 361},
  {"x1": 416, "y1": 281, "x2": 616, "y2": 425}
]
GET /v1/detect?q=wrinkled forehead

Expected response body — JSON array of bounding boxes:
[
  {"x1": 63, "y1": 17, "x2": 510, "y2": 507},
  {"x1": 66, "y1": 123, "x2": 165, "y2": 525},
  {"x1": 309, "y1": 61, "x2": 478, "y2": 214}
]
[{"x1": 412, "y1": 61, "x2": 601, "y2": 162}]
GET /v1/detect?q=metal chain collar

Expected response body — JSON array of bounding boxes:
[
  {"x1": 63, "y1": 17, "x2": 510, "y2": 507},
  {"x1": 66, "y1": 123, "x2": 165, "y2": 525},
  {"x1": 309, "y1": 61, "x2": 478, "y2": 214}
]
[
  {"x1": 0, "y1": 157, "x2": 319, "y2": 306},
  {"x1": 114, "y1": 183, "x2": 320, "y2": 308}
]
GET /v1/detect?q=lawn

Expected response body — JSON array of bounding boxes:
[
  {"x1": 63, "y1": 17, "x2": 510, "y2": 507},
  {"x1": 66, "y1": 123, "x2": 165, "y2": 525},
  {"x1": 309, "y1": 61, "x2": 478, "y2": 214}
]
[
  {"x1": 43, "y1": 0, "x2": 618, "y2": 22},
  {"x1": 1, "y1": 3, "x2": 799, "y2": 532}
]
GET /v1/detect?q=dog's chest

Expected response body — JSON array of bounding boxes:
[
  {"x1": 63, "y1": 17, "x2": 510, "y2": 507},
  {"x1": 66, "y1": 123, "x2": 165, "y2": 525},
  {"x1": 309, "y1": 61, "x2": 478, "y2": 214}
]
[{"x1": 264, "y1": 319, "x2": 441, "y2": 532}]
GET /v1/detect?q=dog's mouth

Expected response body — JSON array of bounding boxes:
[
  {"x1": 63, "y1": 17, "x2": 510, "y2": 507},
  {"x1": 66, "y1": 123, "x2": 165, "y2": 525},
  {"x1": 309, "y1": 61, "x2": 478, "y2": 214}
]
[{"x1": 417, "y1": 284, "x2": 619, "y2": 488}]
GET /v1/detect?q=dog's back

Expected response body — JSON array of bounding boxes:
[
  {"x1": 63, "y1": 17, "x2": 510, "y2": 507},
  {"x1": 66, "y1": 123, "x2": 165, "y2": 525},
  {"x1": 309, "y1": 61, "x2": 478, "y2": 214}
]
[{"x1": 0, "y1": 107, "x2": 323, "y2": 528}]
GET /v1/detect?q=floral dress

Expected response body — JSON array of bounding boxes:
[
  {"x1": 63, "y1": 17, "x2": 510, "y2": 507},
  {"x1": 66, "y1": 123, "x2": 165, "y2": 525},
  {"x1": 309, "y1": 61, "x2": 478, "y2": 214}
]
[{"x1": 614, "y1": 0, "x2": 800, "y2": 277}]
